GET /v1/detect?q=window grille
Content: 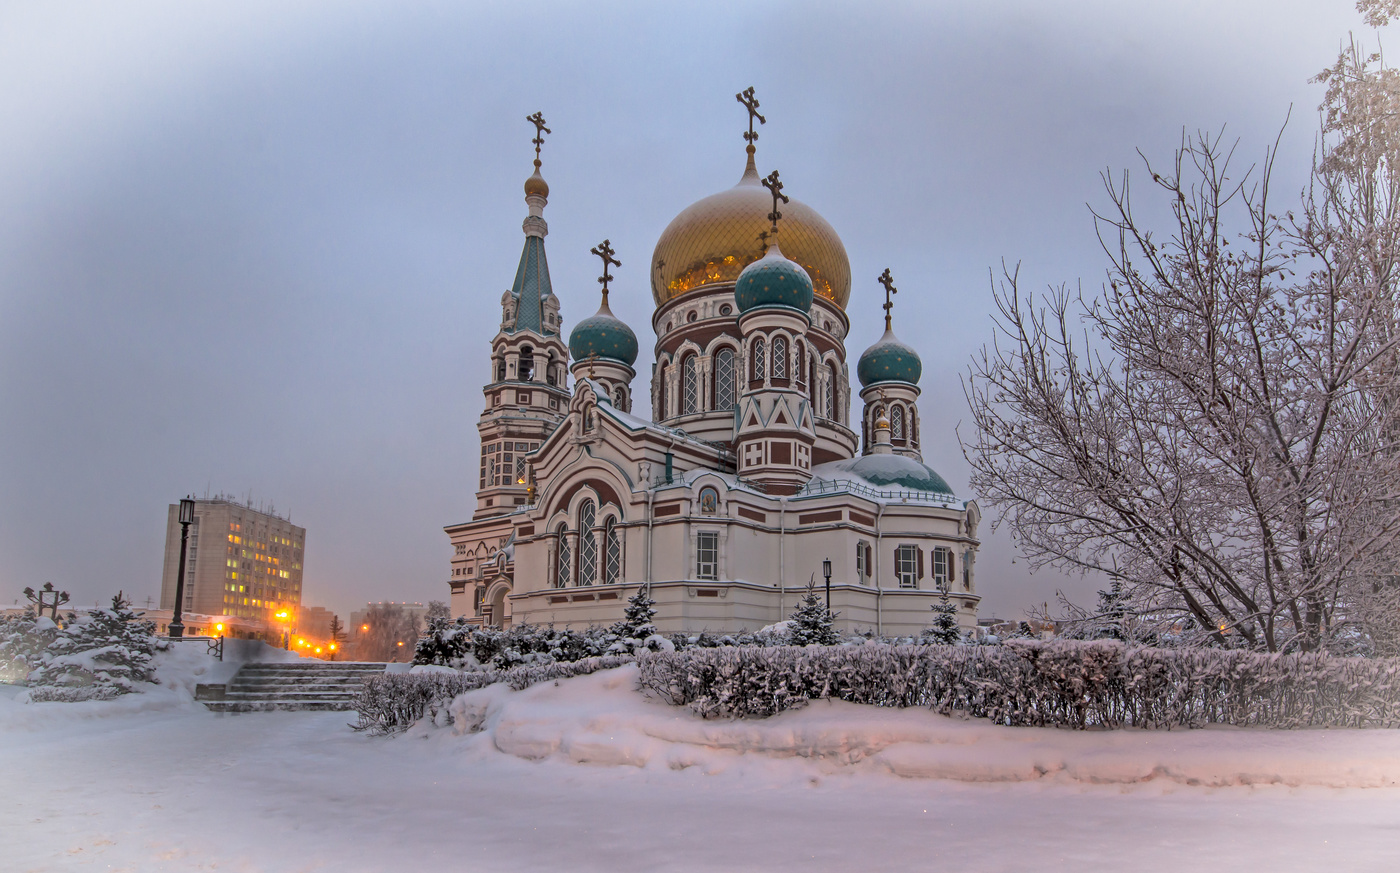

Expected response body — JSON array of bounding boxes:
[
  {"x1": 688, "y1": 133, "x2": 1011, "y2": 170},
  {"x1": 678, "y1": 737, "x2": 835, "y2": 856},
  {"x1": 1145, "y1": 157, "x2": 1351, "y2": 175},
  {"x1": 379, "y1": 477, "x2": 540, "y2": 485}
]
[
  {"x1": 896, "y1": 545, "x2": 919, "y2": 589},
  {"x1": 932, "y1": 546, "x2": 951, "y2": 590},
  {"x1": 856, "y1": 541, "x2": 866, "y2": 578},
  {"x1": 696, "y1": 532, "x2": 719, "y2": 580},
  {"x1": 714, "y1": 348, "x2": 735, "y2": 411},
  {"x1": 772, "y1": 336, "x2": 787, "y2": 379},
  {"x1": 892, "y1": 405, "x2": 905, "y2": 440},
  {"x1": 604, "y1": 517, "x2": 621, "y2": 585},
  {"x1": 752, "y1": 338, "x2": 765, "y2": 381},
  {"x1": 683, "y1": 355, "x2": 698, "y2": 415},
  {"x1": 577, "y1": 501, "x2": 597, "y2": 586},
  {"x1": 555, "y1": 524, "x2": 570, "y2": 589}
]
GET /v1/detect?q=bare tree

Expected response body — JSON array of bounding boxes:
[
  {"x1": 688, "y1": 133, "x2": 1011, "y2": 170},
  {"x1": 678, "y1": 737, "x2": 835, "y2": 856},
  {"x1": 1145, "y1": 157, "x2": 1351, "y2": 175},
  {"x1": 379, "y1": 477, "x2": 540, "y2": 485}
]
[{"x1": 963, "y1": 27, "x2": 1400, "y2": 653}]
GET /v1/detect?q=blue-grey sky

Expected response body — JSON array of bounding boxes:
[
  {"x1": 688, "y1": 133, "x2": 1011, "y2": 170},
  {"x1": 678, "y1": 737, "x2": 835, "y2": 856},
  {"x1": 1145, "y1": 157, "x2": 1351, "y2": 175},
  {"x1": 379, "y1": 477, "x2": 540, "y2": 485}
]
[{"x1": 0, "y1": 1, "x2": 1378, "y2": 622}]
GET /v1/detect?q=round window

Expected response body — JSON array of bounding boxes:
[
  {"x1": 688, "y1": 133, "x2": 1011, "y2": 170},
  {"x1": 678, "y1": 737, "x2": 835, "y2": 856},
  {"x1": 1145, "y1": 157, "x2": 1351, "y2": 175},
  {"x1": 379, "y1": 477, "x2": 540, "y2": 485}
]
[
  {"x1": 687, "y1": 311, "x2": 698, "y2": 323},
  {"x1": 719, "y1": 303, "x2": 733, "y2": 316}
]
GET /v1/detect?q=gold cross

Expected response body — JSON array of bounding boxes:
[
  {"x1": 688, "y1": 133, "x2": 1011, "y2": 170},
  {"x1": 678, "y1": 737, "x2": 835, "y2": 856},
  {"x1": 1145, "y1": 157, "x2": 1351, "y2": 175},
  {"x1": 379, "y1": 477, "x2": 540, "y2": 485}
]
[
  {"x1": 590, "y1": 239, "x2": 621, "y2": 304},
  {"x1": 878, "y1": 268, "x2": 898, "y2": 330},
  {"x1": 527, "y1": 112, "x2": 551, "y2": 166},
  {"x1": 735, "y1": 87, "x2": 766, "y2": 147},
  {"x1": 761, "y1": 170, "x2": 788, "y2": 235}
]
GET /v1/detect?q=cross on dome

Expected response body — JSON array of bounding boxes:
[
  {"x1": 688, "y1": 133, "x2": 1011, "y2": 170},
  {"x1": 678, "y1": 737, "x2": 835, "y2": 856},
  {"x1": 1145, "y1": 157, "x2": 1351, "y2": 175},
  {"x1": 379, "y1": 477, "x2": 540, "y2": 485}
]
[
  {"x1": 878, "y1": 267, "x2": 898, "y2": 330},
  {"x1": 590, "y1": 239, "x2": 621, "y2": 304},
  {"x1": 527, "y1": 111, "x2": 551, "y2": 167},
  {"x1": 736, "y1": 87, "x2": 766, "y2": 150},
  {"x1": 762, "y1": 170, "x2": 789, "y2": 236}
]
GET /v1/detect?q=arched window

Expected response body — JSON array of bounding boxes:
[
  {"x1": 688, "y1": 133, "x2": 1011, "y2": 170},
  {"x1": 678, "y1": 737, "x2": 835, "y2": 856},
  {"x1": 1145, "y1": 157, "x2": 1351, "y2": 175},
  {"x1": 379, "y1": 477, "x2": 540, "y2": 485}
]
[
  {"x1": 714, "y1": 348, "x2": 736, "y2": 411},
  {"x1": 519, "y1": 346, "x2": 534, "y2": 381},
  {"x1": 827, "y1": 362, "x2": 839, "y2": 421},
  {"x1": 772, "y1": 336, "x2": 787, "y2": 380},
  {"x1": 795, "y1": 340, "x2": 806, "y2": 388},
  {"x1": 495, "y1": 358, "x2": 506, "y2": 382},
  {"x1": 604, "y1": 517, "x2": 621, "y2": 585},
  {"x1": 682, "y1": 355, "x2": 699, "y2": 415},
  {"x1": 752, "y1": 338, "x2": 766, "y2": 382},
  {"x1": 808, "y1": 352, "x2": 819, "y2": 408},
  {"x1": 554, "y1": 524, "x2": 570, "y2": 589},
  {"x1": 614, "y1": 385, "x2": 626, "y2": 408},
  {"x1": 911, "y1": 409, "x2": 919, "y2": 446},
  {"x1": 576, "y1": 500, "x2": 597, "y2": 586},
  {"x1": 891, "y1": 405, "x2": 905, "y2": 440}
]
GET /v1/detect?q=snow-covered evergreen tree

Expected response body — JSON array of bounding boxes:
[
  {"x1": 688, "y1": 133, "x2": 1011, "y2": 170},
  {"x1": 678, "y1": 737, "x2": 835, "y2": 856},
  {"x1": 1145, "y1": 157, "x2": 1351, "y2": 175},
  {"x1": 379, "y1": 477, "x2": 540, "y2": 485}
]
[
  {"x1": 612, "y1": 587, "x2": 658, "y2": 641},
  {"x1": 921, "y1": 592, "x2": 963, "y2": 645},
  {"x1": 788, "y1": 582, "x2": 839, "y2": 646},
  {"x1": 28, "y1": 592, "x2": 159, "y2": 701},
  {"x1": 0, "y1": 609, "x2": 59, "y2": 684}
]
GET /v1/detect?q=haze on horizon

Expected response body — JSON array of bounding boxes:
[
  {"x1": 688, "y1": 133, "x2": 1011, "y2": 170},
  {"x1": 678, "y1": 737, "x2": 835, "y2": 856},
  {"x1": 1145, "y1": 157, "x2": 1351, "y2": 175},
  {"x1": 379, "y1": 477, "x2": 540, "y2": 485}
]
[{"x1": 0, "y1": 0, "x2": 1377, "y2": 623}]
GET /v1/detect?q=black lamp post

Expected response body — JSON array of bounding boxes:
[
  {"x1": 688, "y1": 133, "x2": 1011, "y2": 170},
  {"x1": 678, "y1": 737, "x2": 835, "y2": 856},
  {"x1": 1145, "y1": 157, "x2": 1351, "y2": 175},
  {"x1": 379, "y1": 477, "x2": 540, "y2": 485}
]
[
  {"x1": 170, "y1": 497, "x2": 195, "y2": 639},
  {"x1": 822, "y1": 558, "x2": 833, "y2": 610}
]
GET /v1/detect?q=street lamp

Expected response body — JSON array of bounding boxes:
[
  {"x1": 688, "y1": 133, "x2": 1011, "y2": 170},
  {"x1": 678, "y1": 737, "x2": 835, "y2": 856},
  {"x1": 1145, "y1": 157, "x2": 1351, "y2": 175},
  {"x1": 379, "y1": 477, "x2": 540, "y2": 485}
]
[
  {"x1": 169, "y1": 497, "x2": 195, "y2": 639},
  {"x1": 822, "y1": 558, "x2": 833, "y2": 609}
]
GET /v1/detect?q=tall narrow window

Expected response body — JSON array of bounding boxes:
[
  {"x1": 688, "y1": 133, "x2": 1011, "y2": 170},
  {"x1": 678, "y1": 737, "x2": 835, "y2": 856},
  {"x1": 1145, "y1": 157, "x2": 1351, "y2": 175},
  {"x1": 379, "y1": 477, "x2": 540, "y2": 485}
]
[
  {"x1": 795, "y1": 340, "x2": 806, "y2": 388},
  {"x1": 809, "y1": 352, "x2": 819, "y2": 408},
  {"x1": 895, "y1": 545, "x2": 919, "y2": 589},
  {"x1": 496, "y1": 359, "x2": 506, "y2": 382},
  {"x1": 519, "y1": 346, "x2": 534, "y2": 381},
  {"x1": 696, "y1": 531, "x2": 719, "y2": 580},
  {"x1": 772, "y1": 336, "x2": 787, "y2": 379},
  {"x1": 855, "y1": 541, "x2": 866, "y2": 578},
  {"x1": 604, "y1": 517, "x2": 621, "y2": 585},
  {"x1": 752, "y1": 338, "x2": 765, "y2": 382},
  {"x1": 614, "y1": 385, "x2": 626, "y2": 408},
  {"x1": 577, "y1": 501, "x2": 597, "y2": 586},
  {"x1": 714, "y1": 348, "x2": 735, "y2": 411},
  {"x1": 827, "y1": 363, "x2": 839, "y2": 421},
  {"x1": 932, "y1": 546, "x2": 951, "y2": 591},
  {"x1": 891, "y1": 405, "x2": 905, "y2": 440},
  {"x1": 682, "y1": 355, "x2": 699, "y2": 415},
  {"x1": 555, "y1": 524, "x2": 570, "y2": 589}
]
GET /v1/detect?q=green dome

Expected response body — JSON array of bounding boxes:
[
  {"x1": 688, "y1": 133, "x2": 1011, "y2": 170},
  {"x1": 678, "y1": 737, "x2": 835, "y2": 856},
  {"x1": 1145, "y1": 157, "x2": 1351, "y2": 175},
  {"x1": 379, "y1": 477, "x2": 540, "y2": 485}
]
[
  {"x1": 735, "y1": 243, "x2": 814, "y2": 314},
  {"x1": 569, "y1": 300, "x2": 638, "y2": 367},
  {"x1": 831, "y1": 454, "x2": 954, "y2": 496},
  {"x1": 857, "y1": 327, "x2": 922, "y2": 387}
]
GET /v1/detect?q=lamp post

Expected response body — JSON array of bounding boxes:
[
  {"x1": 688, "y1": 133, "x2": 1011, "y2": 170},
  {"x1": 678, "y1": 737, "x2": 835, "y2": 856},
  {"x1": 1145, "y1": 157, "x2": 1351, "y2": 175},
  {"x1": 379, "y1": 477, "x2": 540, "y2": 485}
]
[
  {"x1": 169, "y1": 497, "x2": 195, "y2": 639},
  {"x1": 822, "y1": 558, "x2": 832, "y2": 610}
]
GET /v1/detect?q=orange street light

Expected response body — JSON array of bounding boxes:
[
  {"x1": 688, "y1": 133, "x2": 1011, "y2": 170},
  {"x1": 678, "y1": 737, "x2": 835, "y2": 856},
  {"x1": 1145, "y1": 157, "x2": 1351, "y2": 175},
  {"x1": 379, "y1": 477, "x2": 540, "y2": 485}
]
[{"x1": 361, "y1": 624, "x2": 369, "y2": 632}]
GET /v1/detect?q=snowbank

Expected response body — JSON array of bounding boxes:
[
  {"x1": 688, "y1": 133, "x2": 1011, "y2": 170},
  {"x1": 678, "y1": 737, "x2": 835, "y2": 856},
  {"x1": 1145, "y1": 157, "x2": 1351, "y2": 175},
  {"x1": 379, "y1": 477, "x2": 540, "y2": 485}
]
[{"x1": 441, "y1": 664, "x2": 1400, "y2": 789}]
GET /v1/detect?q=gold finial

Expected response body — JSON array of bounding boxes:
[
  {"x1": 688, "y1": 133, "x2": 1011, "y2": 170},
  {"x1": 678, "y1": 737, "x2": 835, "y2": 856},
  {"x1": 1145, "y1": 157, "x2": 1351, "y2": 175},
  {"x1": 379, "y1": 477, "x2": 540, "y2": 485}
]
[
  {"x1": 736, "y1": 87, "x2": 766, "y2": 154},
  {"x1": 527, "y1": 112, "x2": 551, "y2": 167},
  {"x1": 590, "y1": 239, "x2": 621, "y2": 305},
  {"x1": 757, "y1": 229, "x2": 770, "y2": 253},
  {"x1": 878, "y1": 268, "x2": 898, "y2": 331},
  {"x1": 761, "y1": 170, "x2": 788, "y2": 236},
  {"x1": 587, "y1": 351, "x2": 599, "y2": 378}
]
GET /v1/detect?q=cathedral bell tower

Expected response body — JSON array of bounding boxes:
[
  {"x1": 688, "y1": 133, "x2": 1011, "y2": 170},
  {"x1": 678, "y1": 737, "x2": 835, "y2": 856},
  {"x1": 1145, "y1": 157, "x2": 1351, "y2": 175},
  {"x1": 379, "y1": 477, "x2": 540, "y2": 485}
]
[
  {"x1": 475, "y1": 114, "x2": 571, "y2": 518},
  {"x1": 733, "y1": 171, "x2": 817, "y2": 494},
  {"x1": 856, "y1": 268, "x2": 924, "y2": 461}
]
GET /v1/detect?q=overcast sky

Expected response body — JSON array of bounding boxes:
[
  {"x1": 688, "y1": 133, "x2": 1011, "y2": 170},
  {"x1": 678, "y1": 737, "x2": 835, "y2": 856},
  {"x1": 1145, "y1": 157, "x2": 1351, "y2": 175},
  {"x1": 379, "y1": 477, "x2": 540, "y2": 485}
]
[{"x1": 0, "y1": 1, "x2": 1383, "y2": 623}]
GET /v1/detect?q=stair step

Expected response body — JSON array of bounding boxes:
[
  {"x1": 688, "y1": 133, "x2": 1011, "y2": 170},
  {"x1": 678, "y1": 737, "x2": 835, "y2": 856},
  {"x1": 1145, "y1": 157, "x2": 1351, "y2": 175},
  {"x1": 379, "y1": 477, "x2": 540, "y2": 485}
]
[
  {"x1": 204, "y1": 700, "x2": 357, "y2": 713},
  {"x1": 202, "y1": 662, "x2": 388, "y2": 713}
]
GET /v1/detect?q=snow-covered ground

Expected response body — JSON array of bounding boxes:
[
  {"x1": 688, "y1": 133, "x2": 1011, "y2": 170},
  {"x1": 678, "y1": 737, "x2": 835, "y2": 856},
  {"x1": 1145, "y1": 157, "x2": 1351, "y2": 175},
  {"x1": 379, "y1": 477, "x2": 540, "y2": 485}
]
[{"x1": 2, "y1": 652, "x2": 1399, "y2": 872}]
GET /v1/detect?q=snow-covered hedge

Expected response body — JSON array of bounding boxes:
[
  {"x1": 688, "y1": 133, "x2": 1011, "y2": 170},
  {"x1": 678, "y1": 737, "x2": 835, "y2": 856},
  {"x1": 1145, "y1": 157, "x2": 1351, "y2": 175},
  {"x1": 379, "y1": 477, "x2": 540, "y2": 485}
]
[
  {"x1": 351, "y1": 655, "x2": 635, "y2": 735},
  {"x1": 636, "y1": 640, "x2": 1400, "y2": 728}
]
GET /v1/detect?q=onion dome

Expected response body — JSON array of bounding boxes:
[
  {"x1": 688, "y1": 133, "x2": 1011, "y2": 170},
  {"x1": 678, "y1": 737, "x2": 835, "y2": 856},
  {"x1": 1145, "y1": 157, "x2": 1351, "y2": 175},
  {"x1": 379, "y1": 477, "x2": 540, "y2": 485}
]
[
  {"x1": 857, "y1": 327, "x2": 922, "y2": 387},
  {"x1": 650, "y1": 150, "x2": 850, "y2": 309},
  {"x1": 569, "y1": 298, "x2": 638, "y2": 366},
  {"x1": 734, "y1": 242, "x2": 814, "y2": 314},
  {"x1": 524, "y1": 165, "x2": 549, "y2": 199}
]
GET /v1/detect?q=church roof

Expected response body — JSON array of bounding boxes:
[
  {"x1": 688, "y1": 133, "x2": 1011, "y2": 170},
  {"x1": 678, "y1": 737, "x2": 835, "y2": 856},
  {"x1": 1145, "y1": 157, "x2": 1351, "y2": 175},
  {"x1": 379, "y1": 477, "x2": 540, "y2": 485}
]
[
  {"x1": 805, "y1": 454, "x2": 958, "y2": 505},
  {"x1": 509, "y1": 235, "x2": 555, "y2": 336}
]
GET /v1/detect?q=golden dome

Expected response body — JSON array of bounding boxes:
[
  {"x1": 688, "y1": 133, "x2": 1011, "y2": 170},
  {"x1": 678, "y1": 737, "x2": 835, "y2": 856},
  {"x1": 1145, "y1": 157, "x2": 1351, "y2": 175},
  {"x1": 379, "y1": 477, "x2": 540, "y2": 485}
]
[
  {"x1": 650, "y1": 153, "x2": 851, "y2": 309},
  {"x1": 524, "y1": 164, "x2": 549, "y2": 198}
]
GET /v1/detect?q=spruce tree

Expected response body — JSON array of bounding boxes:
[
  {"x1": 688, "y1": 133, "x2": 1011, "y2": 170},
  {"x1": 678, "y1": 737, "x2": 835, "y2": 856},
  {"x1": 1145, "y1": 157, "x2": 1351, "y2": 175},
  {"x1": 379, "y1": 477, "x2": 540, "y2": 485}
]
[
  {"x1": 614, "y1": 587, "x2": 658, "y2": 641},
  {"x1": 921, "y1": 591, "x2": 962, "y2": 645},
  {"x1": 0, "y1": 609, "x2": 58, "y2": 684},
  {"x1": 788, "y1": 581, "x2": 839, "y2": 646},
  {"x1": 30, "y1": 591, "x2": 158, "y2": 699}
]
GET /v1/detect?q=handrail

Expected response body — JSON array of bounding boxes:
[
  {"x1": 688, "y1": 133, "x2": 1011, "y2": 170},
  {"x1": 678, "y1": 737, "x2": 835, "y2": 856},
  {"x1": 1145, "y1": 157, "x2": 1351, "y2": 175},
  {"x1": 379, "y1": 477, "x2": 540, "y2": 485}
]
[{"x1": 793, "y1": 477, "x2": 959, "y2": 506}]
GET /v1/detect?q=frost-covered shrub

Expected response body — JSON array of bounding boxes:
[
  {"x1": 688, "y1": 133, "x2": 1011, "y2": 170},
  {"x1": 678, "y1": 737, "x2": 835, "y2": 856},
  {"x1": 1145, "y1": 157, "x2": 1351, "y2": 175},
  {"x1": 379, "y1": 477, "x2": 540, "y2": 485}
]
[
  {"x1": 636, "y1": 640, "x2": 1400, "y2": 728},
  {"x1": 351, "y1": 655, "x2": 635, "y2": 735},
  {"x1": 0, "y1": 611, "x2": 61, "y2": 684},
  {"x1": 27, "y1": 594, "x2": 160, "y2": 701},
  {"x1": 413, "y1": 620, "x2": 621, "y2": 670}
]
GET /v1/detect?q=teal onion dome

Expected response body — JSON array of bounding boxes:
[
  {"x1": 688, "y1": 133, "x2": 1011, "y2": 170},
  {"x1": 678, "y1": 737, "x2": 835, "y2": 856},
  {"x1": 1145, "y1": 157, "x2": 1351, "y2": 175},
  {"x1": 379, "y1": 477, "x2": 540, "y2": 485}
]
[
  {"x1": 844, "y1": 454, "x2": 954, "y2": 495},
  {"x1": 735, "y1": 243, "x2": 814, "y2": 314},
  {"x1": 569, "y1": 299, "x2": 638, "y2": 367},
  {"x1": 857, "y1": 327, "x2": 922, "y2": 387}
]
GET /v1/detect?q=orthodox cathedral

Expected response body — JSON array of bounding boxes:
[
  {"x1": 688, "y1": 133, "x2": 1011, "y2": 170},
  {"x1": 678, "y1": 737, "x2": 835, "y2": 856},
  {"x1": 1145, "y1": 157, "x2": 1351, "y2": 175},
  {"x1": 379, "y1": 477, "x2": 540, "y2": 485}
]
[{"x1": 444, "y1": 99, "x2": 982, "y2": 637}]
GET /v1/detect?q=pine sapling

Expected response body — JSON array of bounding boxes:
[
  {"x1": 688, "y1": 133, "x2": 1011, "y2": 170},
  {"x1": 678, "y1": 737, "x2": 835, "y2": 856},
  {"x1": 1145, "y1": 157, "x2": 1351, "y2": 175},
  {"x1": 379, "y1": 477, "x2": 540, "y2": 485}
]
[
  {"x1": 788, "y1": 581, "x2": 839, "y2": 646},
  {"x1": 921, "y1": 591, "x2": 963, "y2": 645}
]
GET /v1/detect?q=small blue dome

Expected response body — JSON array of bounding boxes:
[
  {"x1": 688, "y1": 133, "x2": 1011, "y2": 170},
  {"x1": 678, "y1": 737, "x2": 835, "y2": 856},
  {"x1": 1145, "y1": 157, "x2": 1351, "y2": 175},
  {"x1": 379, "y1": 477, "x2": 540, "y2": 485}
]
[
  {"x1": 735, "y1": 243, "x2": 814, "y2": 314},
  {"x1": 569, "y1": 301, "x2": 638, "y2": 367},
  {"x1": 857, "y1": 327, "x2": 922, "y2": 387}
]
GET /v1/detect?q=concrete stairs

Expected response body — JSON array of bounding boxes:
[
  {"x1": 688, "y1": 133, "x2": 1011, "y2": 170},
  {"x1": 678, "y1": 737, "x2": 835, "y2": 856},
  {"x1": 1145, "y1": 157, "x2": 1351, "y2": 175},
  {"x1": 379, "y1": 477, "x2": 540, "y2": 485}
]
[{"x1": 198, "y1": 661, "x2": 388, "y2": 713}]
